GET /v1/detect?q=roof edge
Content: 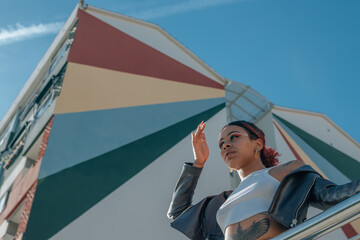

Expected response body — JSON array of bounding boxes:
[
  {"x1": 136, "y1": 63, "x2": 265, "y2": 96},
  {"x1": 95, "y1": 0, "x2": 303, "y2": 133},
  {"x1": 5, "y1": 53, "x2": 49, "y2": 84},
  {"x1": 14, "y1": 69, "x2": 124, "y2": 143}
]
[
  {"x1": 0, "y1": 3, "x2": 80, "y2": 133},
  {"x1": 225, "y1": 79, "x2": 273, "y2": 105}
]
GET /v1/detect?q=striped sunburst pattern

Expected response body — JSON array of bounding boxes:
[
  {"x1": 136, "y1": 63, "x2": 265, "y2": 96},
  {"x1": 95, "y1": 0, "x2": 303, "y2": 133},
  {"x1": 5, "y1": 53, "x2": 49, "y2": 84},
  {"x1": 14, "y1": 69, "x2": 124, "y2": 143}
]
[{"x1": 15, "y1": 5, "x2": 359, "y2": 240}]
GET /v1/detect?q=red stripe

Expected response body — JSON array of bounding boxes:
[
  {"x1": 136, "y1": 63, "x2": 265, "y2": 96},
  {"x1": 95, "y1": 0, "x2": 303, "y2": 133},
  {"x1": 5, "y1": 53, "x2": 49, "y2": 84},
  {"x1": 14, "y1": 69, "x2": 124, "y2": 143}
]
[
  {"x1": 273, "y1": 120, "x2": 304, "y2": 163},
  {"x1": 341, "y1": 224, "x2": 358, "y2": 239},
  {"x1": 68, "y1": 9, "x2": 224, "y2": 90}
]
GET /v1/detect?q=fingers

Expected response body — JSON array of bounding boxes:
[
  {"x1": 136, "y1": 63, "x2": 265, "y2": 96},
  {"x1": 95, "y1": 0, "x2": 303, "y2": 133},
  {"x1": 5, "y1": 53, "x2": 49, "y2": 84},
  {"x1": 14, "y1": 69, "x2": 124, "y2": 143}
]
[
  {"x1": 194, "y1": 121, "x2": 205, "y2": 136},
  {"x1": 196, "y1": 121, "x2": 202, "y2": 135},
  {"x1": 201, "y1": 121, "x2": 205, "y2": 131},
  {"x1": 200, "y1": 122, "x2": 206, "y2": 137},
  {"x1": 192, "y1": 121, "x2": 206, "y2": 144},
  {"x1": 191, "y1": 121, "x2": 209, "y2": 164}
]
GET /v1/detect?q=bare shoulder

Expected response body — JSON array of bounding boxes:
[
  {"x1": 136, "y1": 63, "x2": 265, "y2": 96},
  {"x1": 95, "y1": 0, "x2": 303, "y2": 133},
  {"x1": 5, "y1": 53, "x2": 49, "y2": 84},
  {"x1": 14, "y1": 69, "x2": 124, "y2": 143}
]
[
  {"x1": 269, "y1": 160, "x2": 305, "y2": 182},
  {"x1": 278, "y1": 160, "x2": 305, "y2": 172}
]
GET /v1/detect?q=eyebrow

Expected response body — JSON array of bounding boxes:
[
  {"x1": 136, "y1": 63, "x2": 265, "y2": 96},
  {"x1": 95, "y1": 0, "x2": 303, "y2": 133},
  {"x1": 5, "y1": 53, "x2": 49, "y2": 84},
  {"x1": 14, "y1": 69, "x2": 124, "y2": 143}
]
[{"x1": 218, "y1": 131, "x2": 241, "y2": 142}]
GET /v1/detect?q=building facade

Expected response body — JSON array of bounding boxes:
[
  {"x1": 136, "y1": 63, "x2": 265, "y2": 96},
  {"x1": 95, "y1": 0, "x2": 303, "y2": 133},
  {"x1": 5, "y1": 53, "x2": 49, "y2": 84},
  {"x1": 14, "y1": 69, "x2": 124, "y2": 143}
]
[{"x1": 0, "y1": 3, "x2": 359, "y2": 240}]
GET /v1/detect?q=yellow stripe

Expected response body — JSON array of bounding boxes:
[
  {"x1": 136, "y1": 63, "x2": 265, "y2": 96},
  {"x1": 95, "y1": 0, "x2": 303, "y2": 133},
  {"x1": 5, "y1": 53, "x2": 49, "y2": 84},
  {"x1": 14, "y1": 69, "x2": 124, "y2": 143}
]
[
  {"x1": 273, "y1": 119, "x2": 328, "y2": 178},
  {"x1": 350, "y1": 219, "x2": 360, "y2": 233},
  {"x1": 54, "y1": 62, "x2": 225, "y2": 114}
]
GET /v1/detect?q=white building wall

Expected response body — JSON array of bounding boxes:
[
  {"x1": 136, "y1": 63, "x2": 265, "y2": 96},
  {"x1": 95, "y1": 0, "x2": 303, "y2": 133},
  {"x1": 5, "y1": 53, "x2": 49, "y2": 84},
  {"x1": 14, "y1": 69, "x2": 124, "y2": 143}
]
[
  {"x1": 255, "y1": 110, "x2": 277, "y2": 150},
  {"x1": 272, "y1": 123, "x2": 297, "y2": 164},
  {"x1": 51, "y1": 109, "x2": 229, "y2": 240},
  {"x1": 273, "y1": 107, "x2": 360, "y2": 162}
]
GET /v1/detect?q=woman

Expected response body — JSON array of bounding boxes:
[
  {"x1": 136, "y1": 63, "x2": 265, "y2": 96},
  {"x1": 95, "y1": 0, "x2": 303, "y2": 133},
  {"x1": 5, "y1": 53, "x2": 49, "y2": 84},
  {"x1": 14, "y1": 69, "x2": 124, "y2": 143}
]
[{"x1": 167, "y1": 120, "x2": 360, "y2": 240}]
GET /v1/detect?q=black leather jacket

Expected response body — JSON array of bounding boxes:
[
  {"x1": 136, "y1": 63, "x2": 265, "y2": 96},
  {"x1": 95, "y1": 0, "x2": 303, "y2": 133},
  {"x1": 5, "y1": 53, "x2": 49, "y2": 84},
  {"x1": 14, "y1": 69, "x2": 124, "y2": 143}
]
[{"x1": 167, "y1": 163, "x2": 360, "y2": 240}]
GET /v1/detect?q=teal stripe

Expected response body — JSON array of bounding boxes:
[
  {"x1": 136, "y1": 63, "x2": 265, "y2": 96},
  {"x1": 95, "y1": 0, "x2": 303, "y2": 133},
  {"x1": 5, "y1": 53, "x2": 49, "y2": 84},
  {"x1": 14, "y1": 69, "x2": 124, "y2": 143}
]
[
  {"x1": 24, "y1": 103, "x2": 225, "y2": 240},
  {"x1": 39, "y1": 97, "x2": 225, "y2": 179},
  {"x1": 274, "y1": 115, "x2": 350, "y2": 183},
  {"x1": 274, "y1": 113, "x2": 360, "y2": 180}
]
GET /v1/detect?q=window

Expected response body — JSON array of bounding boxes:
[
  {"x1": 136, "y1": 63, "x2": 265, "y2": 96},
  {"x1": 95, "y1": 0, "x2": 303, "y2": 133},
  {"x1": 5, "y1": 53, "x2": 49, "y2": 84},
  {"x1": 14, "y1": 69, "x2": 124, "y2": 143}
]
[
  {"x1": 0, "y1": 191, "x2": 9, "y2": 214},
  {"x1": 0, "y1": 115, "x2": 18, "y2": 152}
]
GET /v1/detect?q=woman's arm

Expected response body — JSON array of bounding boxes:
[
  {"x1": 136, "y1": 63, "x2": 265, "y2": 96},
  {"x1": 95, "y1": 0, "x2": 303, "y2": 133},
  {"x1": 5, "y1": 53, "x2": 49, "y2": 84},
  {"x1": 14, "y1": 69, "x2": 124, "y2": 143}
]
[
  {"x1": 167, "y1": 162, "x2": 203, "y2": 221},
  {"x1": 167, "y1": 162, "x2": 229, "y2": 240},
  {"x1": 168, "y1": 121, "x2": 209, "y2": 220},
  {"x1": 310, "y1": 177, "x2": 360, "y2": 210},
  {"x1": 167, "y1": 122, "x2": 219, "y2": 240}
]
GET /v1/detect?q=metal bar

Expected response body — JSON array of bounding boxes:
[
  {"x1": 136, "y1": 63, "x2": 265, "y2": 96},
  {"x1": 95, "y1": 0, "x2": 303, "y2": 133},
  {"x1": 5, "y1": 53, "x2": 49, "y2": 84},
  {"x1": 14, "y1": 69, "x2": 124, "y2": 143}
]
[
  {"x1": 242, "y1": 95, "x2": 263, "y2": 111},
  {"x1": 227, "y1": 106, "x2": 234, "y2": 122},
  {"x1": 225, "y1": 83, "x2": 272, "y2": 104},
  {"x1": 272, "y1": 193, "x2": 360, "y2": 240},
  {"x1": 254, "y1": 105, "x2": 273, "y2": 124},
  {"x1": 226, "y1": 86, "x2": 248, "y2": 108},
  {"x1": 232, "y1": 102, "x2": 255, "y2": 121}
]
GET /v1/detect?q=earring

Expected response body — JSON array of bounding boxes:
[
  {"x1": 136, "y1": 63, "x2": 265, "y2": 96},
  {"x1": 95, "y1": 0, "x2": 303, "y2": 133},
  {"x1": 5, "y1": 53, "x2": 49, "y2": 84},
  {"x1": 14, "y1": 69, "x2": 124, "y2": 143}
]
[{"x1": 254, "y1": 149, "x2": 259, "y2": 158}]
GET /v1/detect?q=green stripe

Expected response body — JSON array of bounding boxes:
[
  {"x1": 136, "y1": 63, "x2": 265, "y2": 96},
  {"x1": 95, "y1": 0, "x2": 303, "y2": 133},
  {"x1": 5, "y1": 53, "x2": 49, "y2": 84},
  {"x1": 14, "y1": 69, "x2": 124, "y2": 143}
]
[
  {"x1": 24, "y1": 103, "x2": 225, "y2": 240},
  {"x1": 274, "y1": 114, "x2": 360, "y2": 180}
]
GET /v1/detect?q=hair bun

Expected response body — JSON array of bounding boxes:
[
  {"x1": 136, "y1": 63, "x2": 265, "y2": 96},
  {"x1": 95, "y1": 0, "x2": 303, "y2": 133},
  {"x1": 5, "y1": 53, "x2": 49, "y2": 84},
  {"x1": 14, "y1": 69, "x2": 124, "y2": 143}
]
[{"x1": 261, "y1": 146, "x2": 279, "y2": 167}]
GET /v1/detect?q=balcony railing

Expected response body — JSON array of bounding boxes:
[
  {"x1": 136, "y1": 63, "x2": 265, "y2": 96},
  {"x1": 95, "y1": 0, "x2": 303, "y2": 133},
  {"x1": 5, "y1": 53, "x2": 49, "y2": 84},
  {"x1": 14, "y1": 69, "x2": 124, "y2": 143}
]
[{"x1": 272, "y1": 193, "x2": 360, "y2": 240}]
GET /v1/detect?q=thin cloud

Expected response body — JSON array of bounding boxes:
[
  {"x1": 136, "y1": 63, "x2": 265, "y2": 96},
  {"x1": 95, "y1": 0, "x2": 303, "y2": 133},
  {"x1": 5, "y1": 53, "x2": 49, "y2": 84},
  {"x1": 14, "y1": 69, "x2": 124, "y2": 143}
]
[
  {"x1": 0, "y1": 22, "x2": 64, "y2": 46},
  {"x1": 130, "y1": 0, "x2": 249, "y2": 20}
]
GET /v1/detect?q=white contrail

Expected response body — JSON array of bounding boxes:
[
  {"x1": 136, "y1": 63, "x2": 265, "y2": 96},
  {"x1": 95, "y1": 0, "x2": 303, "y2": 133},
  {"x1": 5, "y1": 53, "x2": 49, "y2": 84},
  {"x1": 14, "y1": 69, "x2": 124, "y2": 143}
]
[
  {"x1": 0, "y1": 22, "x2": 64, "y2": 46},
  {"x1": 131, "y1": 0, "x2": 249, "y2": 20}
]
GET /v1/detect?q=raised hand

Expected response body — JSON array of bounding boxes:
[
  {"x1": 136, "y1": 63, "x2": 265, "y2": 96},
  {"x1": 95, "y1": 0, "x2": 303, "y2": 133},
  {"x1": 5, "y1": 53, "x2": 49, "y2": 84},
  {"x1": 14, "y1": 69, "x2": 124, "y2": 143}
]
[{"x1": 191, "y1": 121, "x2": 209, "y2": 168}]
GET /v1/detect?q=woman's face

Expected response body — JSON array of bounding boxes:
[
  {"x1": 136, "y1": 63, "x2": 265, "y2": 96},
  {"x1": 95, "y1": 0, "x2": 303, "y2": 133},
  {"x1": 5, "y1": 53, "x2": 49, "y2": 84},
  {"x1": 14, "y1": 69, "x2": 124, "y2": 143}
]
[{"x1": 218, "y1": 125, "x2": 258, "y2": 170}]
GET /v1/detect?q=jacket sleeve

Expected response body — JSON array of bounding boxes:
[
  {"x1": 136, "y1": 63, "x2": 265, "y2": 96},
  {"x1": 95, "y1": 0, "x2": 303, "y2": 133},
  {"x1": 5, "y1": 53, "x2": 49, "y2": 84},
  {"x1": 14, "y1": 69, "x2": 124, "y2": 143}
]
[
  {"x1": 167, "y1": 162, "x2": 203, "y2": 221},
  {"x1": 167, "y1": 162, "x2": 206, "y2": 240},
  {"x1": 310, "y1": 177, "x2": 360, "y2": 210}
]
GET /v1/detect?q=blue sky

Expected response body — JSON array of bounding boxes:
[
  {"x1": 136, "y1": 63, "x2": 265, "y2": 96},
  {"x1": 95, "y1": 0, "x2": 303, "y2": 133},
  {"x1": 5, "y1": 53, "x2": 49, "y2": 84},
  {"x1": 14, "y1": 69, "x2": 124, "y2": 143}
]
[{"x1": 0, "y1": 0, "x2": 359, "y2": 142}]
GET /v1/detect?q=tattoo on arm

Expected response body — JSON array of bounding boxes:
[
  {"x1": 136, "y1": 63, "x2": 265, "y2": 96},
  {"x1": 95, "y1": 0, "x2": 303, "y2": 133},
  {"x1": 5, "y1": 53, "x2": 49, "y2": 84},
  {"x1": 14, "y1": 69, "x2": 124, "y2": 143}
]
[{"x1": 229, "y1": 218, "x2": 270, "y2": 240}]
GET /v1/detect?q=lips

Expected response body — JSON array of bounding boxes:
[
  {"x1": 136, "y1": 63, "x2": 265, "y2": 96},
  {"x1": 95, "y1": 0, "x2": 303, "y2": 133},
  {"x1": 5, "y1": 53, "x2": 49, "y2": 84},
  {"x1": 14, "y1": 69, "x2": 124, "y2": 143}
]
[{"x1": 225, "y1": 151, "x2": 235, "y2": 158}]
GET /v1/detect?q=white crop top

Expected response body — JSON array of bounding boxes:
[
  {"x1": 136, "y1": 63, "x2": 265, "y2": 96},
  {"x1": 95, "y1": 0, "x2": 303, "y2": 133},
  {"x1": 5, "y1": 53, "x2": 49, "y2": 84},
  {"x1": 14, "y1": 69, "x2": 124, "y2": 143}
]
[{"x1": 216, "y1": 167, "x2": 280, "y2": 233}]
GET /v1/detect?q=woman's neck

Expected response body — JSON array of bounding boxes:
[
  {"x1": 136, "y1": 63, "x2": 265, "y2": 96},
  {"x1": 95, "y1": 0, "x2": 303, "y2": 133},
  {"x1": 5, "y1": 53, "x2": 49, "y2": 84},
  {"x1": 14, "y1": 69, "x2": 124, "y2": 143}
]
[{"x1": 237, "y1": 160, "x2": 265, "y2": 180}]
